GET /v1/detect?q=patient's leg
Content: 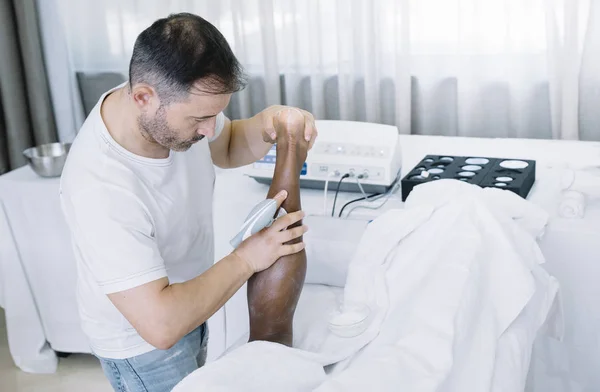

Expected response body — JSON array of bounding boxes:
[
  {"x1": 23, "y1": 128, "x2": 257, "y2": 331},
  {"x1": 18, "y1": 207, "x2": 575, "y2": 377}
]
[{"x1": 247, "y1": 109, "x2": 309, "y2": 346}]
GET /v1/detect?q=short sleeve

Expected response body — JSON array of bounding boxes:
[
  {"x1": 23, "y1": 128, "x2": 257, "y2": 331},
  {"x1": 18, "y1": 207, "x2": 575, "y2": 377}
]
[
  {"x1": 208, "y1": 112, "x2": 226, "y2": 143},
  {"x1": 67, "y1": 186, "x2": 167, "y2": 294}
]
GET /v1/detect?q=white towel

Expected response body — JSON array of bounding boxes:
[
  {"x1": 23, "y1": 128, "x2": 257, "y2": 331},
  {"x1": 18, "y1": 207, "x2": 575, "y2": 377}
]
[{"x1": 558, "y1": 190, "x2": 585, "y2": 219}]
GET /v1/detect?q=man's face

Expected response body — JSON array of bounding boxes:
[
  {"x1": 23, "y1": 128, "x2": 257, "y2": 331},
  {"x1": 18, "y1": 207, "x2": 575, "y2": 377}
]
[{"x1": 138, "y1": 87, "x2": 231, "y2": 152}]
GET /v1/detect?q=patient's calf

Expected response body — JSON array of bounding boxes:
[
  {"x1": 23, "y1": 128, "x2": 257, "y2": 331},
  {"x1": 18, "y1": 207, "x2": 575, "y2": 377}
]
[{"x1": 247, "y1": 109, "x2": 308, "y2": 346}]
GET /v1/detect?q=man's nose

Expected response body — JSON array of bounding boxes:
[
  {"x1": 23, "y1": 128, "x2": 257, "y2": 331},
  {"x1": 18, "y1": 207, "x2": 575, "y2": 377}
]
[{"x1": 197, "y1": 117, "x2": 217, "y2": 138}]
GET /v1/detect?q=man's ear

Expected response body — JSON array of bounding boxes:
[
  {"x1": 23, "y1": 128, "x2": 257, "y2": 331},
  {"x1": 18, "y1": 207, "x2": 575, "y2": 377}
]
[{"x1": 130, "y1": 83, "x2": 160, "y2": 113}]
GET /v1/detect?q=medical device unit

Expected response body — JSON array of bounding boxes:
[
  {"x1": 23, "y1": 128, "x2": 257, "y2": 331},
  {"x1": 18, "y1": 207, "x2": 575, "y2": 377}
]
[{"x1": 244, "y1": 120, "x2": 403, "y2": 194}]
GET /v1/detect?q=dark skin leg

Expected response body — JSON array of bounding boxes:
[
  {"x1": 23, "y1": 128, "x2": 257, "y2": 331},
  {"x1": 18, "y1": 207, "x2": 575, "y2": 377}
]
[{"x1": 247, "y1": 109, "x2": 309, "y2": 346}]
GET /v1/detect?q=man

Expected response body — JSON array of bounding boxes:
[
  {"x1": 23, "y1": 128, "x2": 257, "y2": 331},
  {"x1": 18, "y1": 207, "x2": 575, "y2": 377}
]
[{"x1": 60, "y1": 12, "x2": 316, "y2": 391}]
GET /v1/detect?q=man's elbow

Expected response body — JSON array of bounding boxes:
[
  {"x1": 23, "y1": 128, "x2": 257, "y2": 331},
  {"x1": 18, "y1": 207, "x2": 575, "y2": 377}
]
[
  {"x1": 140, "y1": 325, "x2": 179, "y2": 351},
  {"x1": 213, "y1": 159, "x2": 232, "y2": 170},
  {"x1": 152, "y1": 337, "x2": 177, "y2": 351},
  {"x1": 210, "y1": 150, "x2": 233, "y2": 169}
]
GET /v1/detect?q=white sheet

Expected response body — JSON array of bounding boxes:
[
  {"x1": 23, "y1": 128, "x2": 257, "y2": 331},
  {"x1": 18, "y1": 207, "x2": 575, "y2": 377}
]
[
  {"x1": 303, "y1": 215, "x2": 368, "y2": 287},
  {"x1": 0, "y1": 169, "x2": 68, "y2": 373},
  {"x1": 174, "y1": 179, "x2": 561, "y2": 392}
]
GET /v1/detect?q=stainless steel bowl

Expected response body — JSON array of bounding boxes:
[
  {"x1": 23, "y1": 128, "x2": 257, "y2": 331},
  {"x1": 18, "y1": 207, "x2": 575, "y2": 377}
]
[{"x1": 23, "y1": 142, "x2": 72, "y2": 177}]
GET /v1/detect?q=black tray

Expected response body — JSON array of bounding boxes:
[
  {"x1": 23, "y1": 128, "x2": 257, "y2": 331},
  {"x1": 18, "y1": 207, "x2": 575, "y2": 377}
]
[{"x1": 400, "y1": 155, "x2": 536, "y2": 201}]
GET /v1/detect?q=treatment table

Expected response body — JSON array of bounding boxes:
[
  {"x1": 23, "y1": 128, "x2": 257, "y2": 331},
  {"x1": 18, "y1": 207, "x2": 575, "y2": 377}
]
[{"x1": 0, "y1": 134, "x2": 599, "y2": 390}]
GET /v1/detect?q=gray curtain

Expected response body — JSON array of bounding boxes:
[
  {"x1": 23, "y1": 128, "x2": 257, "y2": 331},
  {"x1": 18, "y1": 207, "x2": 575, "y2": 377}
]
[{"x1": 0, "y1": 0, "x2": 57, "y2": 175}]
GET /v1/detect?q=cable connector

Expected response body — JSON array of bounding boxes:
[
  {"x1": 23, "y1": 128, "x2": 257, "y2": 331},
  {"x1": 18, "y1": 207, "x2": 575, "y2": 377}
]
[
  {"x1": 323, "y1": 171, "x2": 340, "y2": 215},
  {"x1": 331, "y1": 173, "x2": 350, "y2": 217},
  {"x1": 355, "y1": 174, "x2": 368, "y2": 199}
]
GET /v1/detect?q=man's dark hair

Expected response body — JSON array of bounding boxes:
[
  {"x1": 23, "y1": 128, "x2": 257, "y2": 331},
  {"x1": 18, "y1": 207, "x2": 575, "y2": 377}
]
[{"x1": 129, "y1": 13, "x2": 246, "y2": 103}]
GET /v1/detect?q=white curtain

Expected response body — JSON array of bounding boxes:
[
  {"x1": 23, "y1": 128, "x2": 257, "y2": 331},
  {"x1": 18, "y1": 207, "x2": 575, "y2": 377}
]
[{"x1": 41, "y1": 0, "x2": 599, "y2": 141}]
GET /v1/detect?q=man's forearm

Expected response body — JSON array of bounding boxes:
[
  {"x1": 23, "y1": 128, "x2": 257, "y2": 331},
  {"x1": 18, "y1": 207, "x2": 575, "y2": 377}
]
[
  {"x1": 225, "y1": 115, "x2": 273, "y2": 168},
  {"x1": 162, "y1": 254, "x2": 252, "y2": 341},
  {"x1": 121, "y1": 254, "x2": 253, "y2": 350}
]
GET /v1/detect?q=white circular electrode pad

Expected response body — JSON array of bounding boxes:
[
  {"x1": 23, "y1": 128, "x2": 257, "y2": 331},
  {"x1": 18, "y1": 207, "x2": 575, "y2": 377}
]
[
  {"x1": 495, "y1": 182, "x2": 507, "y2": 187},
  {"x1": 499, "y1": 160, "x2": 528, "y2": 169},
  {"x1": 496, "y1": 176, "x2": 513, "y2": 182},
  {"x1": 429, "y1": 168, "x2": 444, "y2": 174},
  {"x1": 458, "y1": 171, "x2": 475, "y2": 177},
  {"x1": 462, "y1": 165, "x2": 482, "y2": 171},
  {"x1": 440, "y1": 157, "x2": 454, "y2": 162},
  {"x1": 465, "y1": 158, "x2": 489, "y2": 165}
]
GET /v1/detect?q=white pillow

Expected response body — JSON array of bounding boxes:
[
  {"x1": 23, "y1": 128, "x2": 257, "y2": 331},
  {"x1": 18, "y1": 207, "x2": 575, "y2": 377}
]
[{"x1": 303, "y1": 215, "x2": 369, "y2": 287}]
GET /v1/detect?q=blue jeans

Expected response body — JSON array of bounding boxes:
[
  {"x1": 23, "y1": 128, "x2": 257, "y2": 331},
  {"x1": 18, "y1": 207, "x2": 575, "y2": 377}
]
[{"x1": 97, "y1": 323, "x2": 208, "y2": 392}]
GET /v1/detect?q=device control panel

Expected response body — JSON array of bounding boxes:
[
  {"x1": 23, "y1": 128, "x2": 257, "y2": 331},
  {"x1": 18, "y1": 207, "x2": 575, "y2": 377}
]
[
  {"x1": 310, "y1": 163, "x2": 385, "y2": 181},
  {"x1": 313, "y1": 143, "x2": 390, "y2": 158}
]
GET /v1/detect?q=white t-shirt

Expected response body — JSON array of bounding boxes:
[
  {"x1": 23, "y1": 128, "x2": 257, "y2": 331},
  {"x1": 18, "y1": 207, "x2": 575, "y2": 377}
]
[{"x1": 60, "y1": 83, "x2": 226, "y2": 359}]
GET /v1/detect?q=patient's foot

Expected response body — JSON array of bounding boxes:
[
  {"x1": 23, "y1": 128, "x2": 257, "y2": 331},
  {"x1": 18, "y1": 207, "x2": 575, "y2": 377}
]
[
  {"x1": 274, "y1": 109, "x2": 308, "y2": 173},
  {"x1": 247, "y1": 108, "x2": 308, "y2": 347}
]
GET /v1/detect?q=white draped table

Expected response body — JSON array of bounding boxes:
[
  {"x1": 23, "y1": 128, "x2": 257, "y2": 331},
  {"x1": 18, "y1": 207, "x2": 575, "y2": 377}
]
[{"x1": 1, "y1": 134, "x2": 599, "y2": 390}]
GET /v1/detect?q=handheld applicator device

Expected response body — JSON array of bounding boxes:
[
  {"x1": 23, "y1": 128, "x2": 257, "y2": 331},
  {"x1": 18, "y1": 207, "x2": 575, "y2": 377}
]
[{"x1": 230, "y1": 199, "x2": 286, "y2": 248}]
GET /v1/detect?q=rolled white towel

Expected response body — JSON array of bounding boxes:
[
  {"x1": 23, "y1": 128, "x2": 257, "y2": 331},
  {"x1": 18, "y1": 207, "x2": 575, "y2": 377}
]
[{"x1": 558, "y1": 190, "x2": 586, "y2": 219}]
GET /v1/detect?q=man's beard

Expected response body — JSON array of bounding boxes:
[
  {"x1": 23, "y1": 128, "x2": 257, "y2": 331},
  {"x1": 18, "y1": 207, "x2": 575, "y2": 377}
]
[{"x1": 138, "y1": 106, "x2": 204, "y2": 152}]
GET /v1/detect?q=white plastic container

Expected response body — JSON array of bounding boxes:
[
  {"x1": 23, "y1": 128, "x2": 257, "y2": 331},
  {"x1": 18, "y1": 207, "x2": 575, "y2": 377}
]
[{"x1": 328, "y1": 303, "x2": 371, "y2": 338}]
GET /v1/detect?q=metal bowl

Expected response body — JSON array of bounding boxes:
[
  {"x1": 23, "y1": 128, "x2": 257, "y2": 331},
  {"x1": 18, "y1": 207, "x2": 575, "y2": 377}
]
[{"x1": 23, "y1": 142, "x2": 72, "y2": 177}]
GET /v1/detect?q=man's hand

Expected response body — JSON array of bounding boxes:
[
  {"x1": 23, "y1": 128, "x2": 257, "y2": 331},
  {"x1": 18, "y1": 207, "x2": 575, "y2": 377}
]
[
  {"x1": 260, "y1": 105, "x2": 318, "y2": 150},
  {"x1": 233, "y1": 190, "x2": 307, "y2": 273}
]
